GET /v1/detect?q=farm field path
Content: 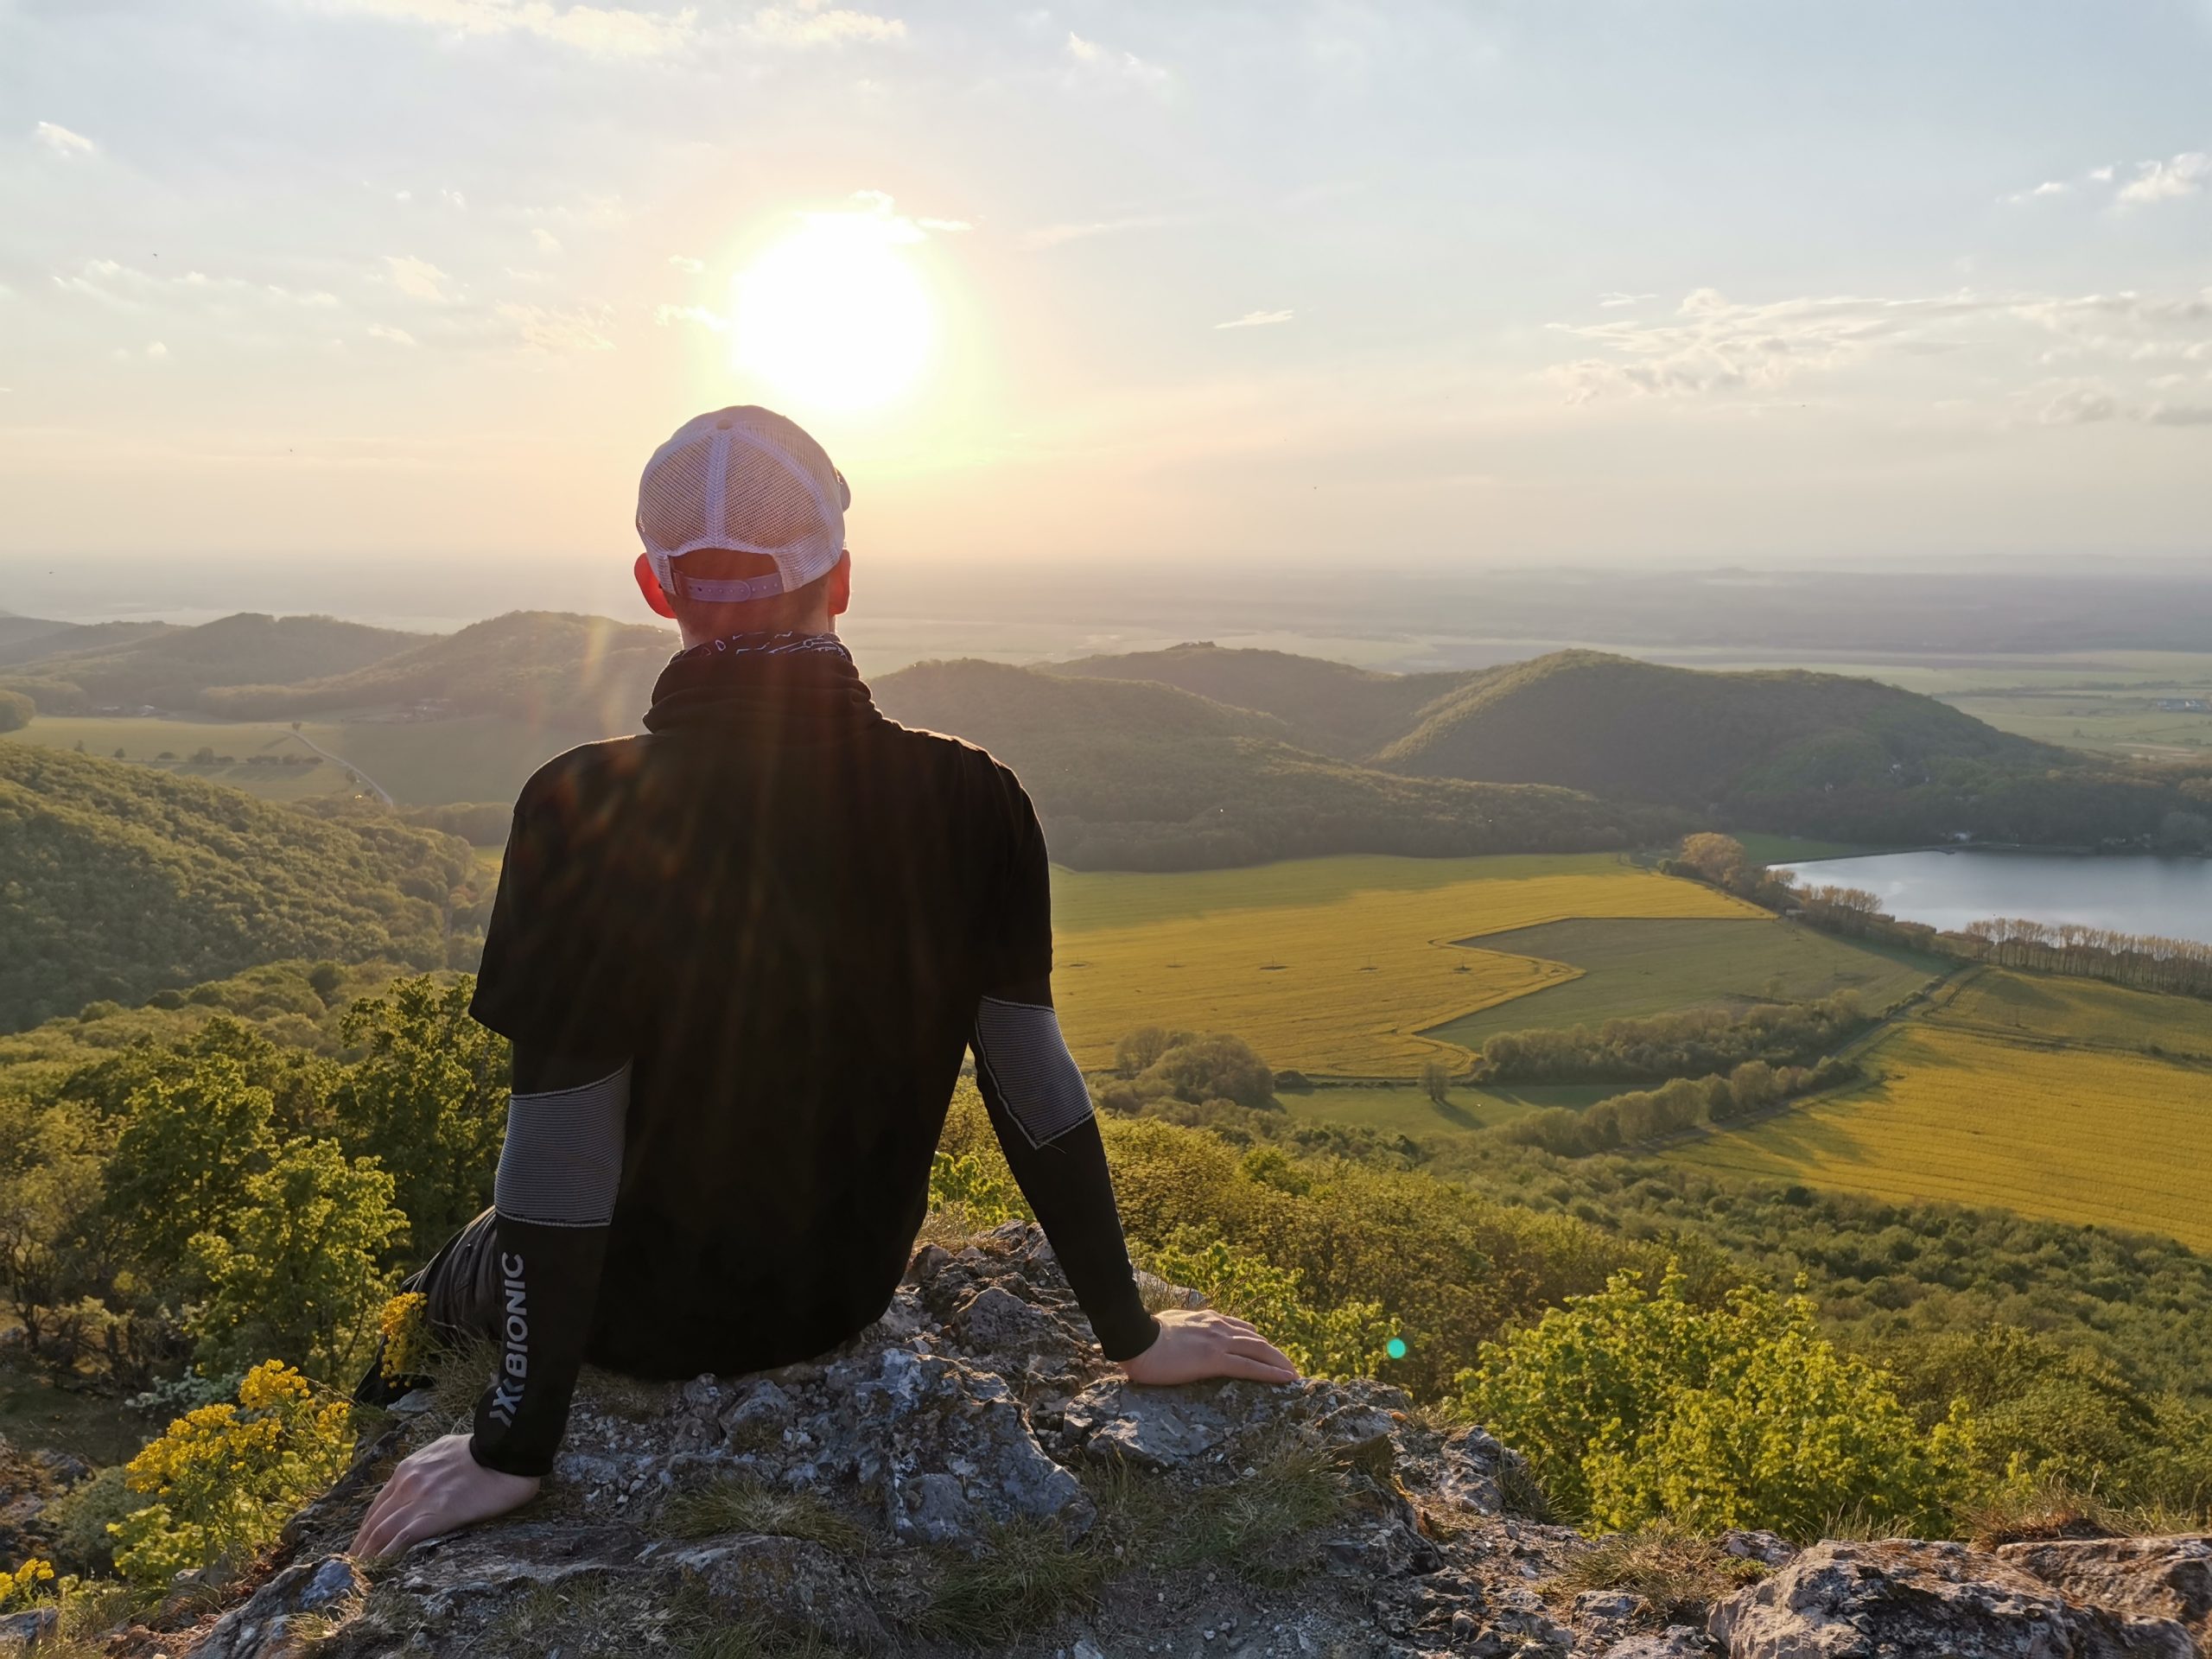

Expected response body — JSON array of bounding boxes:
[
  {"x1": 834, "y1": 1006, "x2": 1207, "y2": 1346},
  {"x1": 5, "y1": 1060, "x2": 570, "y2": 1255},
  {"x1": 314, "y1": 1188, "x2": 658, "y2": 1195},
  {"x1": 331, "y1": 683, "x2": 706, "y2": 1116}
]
[{"x1": 1050, "y1": 853, "x2": 1762, "y2": 1074}]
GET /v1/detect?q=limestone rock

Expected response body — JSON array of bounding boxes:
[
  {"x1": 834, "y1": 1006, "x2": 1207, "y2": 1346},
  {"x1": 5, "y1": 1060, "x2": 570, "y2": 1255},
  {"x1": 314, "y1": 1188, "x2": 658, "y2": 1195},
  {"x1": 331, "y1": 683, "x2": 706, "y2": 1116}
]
[
  {"x1": 1602, "y1": 1629, "x2": 1721, "y2": 1658},
  {"x1": 0, "y1": 1606, "x2": 56, "y2": 1655},
  {"x1": 1707, "y1": 1539, "x2": 2198, "y2": 1659},
  {"x1": 661, "y1": 1533, "x2": 888, "y2": 1648},
  {"x1": 1719, "y1": 1529, "x2": 1797, "y2": 1568},
  {"x1": 1999, "y1": 1536, "x2": 2212, "y2": 1650},
  {"x1": 190, "y1": 1554, "x2": 365, "y2": 1659}
]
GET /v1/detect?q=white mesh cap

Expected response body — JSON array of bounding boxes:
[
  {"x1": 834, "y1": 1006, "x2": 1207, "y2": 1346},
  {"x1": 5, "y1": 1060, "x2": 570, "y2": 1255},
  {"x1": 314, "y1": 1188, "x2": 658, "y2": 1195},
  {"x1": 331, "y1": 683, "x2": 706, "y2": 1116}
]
[{"x1": 637, "y1": 406, "x2": 851, "y2": 605}]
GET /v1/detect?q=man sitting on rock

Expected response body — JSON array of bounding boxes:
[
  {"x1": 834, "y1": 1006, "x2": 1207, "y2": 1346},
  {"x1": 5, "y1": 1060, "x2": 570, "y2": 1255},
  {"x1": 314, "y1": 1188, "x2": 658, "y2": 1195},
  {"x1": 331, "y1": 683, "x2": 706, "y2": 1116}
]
[{"x1": 350, "y1": 407, "x2": 1299, "y2": 1560}]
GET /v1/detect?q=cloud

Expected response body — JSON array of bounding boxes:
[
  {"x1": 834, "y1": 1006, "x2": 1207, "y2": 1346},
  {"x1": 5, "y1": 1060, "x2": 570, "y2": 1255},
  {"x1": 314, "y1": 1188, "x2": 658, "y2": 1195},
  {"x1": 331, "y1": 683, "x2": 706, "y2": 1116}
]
[
  {"x1": 1065, "y1": 31, "x2": 1169, "y2": 90},
  {"x1": 531, "y1": 227, "x2": 563, "y2": 254},
  {"x1": 2039, "y1": 384, "x2": 2117, "y2": 425},
  {"x1": 442, "y1": 188, "x2": 467, "y2": 209},
  {"x1": 668, "y1": 254, "x2": 705, "y2": 273},
  {"x1": 498, "y1": 301, "x2": 614, "y2": 351},
  {"x1": 2145, "y1": 402, "x2": 2212, "y2": 426},
  {"x1": 1548, "y1": 283, "x2": 2212, "y2": 404},
  {"x1": 2005, "y1": 180, "x2": 2070, "y2": 204},
  {"x1": 367, "y1": 323, "x2": 419, "y2": 345},
  {"x1": 654, "y1": 302, "x2": 728, "y2": 331},
  {"x1": 810, "y1": 191, "x2": 959, "y2": 245},
  {"x1": 747, "y1": 0, "x2": 904, "y2": 46},
  {"x1": 52, "y1": 257, "x2": 340, "y2": 311},
  {"x1": 144, "y1": 341, "x2": 169, "y2": 360},
  {"x1": 1216, "y1": 308, "x2": 1294, "y2": 330},
  {"x1": 2118, "y1": 151, "x2": 2210, "y2": 207},
  {"x1": 384, "y1": 255, "x2": 452, "y2": 301},
  {"x1": 1018, "y1": 213, "x2": 1184, "y2": 251},
  {"x1": 2089, "y1": 165, "x2": 2114, "y2": 183},
  {"x1": 32, "y1": 121, "x2": 97, "y2": 159},
  {"x1": 323, "y1": 0, "x2": 696, "y2": 57},
  {"x1": 1598, "y1": 291, "x2": 1656, "y2": 308}
]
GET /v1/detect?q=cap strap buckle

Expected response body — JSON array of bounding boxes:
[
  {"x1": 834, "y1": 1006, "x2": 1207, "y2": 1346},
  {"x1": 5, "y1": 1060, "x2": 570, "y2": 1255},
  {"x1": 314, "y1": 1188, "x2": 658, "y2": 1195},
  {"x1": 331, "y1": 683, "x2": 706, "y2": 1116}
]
[{"x1": 676, "y1": 570, "x2": 788, "y2": 604}]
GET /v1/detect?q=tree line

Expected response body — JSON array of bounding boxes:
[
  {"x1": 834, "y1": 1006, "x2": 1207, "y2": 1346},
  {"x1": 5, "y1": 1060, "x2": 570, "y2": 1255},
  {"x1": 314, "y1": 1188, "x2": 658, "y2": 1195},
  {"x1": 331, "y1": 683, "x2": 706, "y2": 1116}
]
[
  {"x1": 1502, "y1": 1055, "x2": 1858, "y2": 1159},
  {"x1": 1470, "y1": 994, "x2": 1873, "y2": 1085}
]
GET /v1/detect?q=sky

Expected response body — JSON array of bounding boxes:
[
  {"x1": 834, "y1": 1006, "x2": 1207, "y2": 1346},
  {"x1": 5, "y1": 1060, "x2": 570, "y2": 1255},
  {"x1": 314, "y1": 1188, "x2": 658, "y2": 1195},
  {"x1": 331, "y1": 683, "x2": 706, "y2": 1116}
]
[{"x1": 3, "y1": 0, "x2": 2210, "y2": 615}]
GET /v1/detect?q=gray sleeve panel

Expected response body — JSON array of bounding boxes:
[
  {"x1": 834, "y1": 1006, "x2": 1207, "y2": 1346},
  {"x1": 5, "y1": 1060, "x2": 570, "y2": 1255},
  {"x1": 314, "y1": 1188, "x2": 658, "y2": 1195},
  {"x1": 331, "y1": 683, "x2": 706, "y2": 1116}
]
[
  {"x1": 493, "y1": 1062, "x2": 630, "y2": 1228},
  {"x1": 974, "y1": 997, "x2": 1094, "y2": 1148}
]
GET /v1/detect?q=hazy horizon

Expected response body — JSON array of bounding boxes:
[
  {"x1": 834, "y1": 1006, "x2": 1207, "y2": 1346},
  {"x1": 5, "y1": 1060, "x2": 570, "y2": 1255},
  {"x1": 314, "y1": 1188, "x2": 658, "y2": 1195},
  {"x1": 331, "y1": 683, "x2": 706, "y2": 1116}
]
[{"x1": 6, "y1": 1, "x2": 2209, "y2": 576}]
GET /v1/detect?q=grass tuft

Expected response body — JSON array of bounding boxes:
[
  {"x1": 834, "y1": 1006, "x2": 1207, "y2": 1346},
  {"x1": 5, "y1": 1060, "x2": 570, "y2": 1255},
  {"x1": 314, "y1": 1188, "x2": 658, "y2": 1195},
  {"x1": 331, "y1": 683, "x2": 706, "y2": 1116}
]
[
  {"x1": 1078, "y1": 1438, "x2": 1354, "y2": 1591},
  {"x1": 426, "y1": 1333, "x2": 500, "y2": 1431},
  {"x1": 1548, "y1": 1524, "x2": 1766, "y2": 1624},
  {"x1": 922, "y1": 1518, "x2": 1112, "y2": 1647},
  {"x1": 1960, "y1": 1476, "x2": 2123, "y2": 1549},
  {"x1": 1497, "y1": 1455, "x2": 1557, "y2": 1524},
  {"x1": 660, "y1": 1478, "x2": 868, "y2": 1554}
]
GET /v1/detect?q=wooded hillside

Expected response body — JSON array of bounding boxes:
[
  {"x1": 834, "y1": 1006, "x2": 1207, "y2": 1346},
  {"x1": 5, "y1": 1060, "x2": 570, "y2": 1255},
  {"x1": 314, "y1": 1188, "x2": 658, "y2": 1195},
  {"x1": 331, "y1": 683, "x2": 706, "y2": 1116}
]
[
  {"x1": 1054, "y1": 642, "x2": 1475, "y2": 758},
  {"x1": 0, "y1": 747, "x2": 487, "y2": 1030},
  {"x1": 203, "y1": 611, "x2": 672, "y2": 733},
  {"x1": 3, "y1": 613, "x2": 416, "y2": 714},
  {"x1": 1376, "y1": 651, "x2": 2050, "y2": 799},
  {"x1": 874, "y1": 658, "x2": 1664, "y2": 868}
]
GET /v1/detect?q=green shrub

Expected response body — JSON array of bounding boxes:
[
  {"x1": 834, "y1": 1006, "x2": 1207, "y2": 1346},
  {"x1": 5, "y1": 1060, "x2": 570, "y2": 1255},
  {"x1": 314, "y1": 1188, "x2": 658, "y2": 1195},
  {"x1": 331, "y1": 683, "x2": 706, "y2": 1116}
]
[
  {"x1": 1141, "y1": 1232, "x2": 1395, "y2": 1380},
  {"x1": 188, "y1": 1139, "x2": 406, "y2": 1383},
  {"x1": 1459, "y1": 1267, "x2": 1976, "y2": 1539}
]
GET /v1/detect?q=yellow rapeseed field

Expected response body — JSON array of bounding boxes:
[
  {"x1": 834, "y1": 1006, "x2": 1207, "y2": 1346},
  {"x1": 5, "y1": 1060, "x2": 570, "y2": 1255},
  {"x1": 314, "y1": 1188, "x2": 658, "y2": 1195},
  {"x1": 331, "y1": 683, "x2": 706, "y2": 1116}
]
[
  {"x1": 1666, "y1": 1020, "x2": 2212, "y2": 1252},
  {"x1": 1924, "y1": 968, "x2": 2212, "y2": 1058},
  {"x1": 1049, "y1": 854, "x2": 1763, "y2": 1074}
]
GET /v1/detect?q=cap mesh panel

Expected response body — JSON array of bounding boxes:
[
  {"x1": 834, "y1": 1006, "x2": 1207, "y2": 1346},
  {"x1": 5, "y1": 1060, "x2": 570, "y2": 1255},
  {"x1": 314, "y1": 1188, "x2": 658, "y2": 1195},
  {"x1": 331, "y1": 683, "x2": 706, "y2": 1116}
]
[{"x1": 636, "y1": 408, "x2": 847, "y2": 592}]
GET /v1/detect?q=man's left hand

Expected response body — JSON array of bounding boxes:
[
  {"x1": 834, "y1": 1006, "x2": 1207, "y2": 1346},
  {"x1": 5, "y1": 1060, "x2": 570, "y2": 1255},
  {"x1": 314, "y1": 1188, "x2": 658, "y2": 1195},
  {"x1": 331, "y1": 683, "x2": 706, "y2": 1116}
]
[{"x1": 351, "y1": 1433, "x2": 540, "y2": 1560}]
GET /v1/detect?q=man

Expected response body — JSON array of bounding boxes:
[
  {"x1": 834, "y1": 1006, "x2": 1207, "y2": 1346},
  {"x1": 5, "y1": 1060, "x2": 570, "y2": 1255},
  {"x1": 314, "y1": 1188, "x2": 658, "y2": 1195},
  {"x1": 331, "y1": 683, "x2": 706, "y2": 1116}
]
[{"x1": 351, "y1": 407, "x2": 1297, "y2": 1560}]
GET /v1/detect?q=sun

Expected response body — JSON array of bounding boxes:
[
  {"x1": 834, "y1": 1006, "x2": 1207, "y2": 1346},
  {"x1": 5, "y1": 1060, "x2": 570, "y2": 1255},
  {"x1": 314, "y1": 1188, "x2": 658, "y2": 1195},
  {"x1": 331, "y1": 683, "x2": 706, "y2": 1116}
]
[{"x1": 729, "y1": 213, "x2": 935, "y2": 412}]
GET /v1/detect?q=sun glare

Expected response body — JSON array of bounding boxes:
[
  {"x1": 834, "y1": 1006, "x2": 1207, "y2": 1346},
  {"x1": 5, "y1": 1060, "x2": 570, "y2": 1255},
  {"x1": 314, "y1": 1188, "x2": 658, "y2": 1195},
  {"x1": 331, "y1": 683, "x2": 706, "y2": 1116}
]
[{"x1": 729, "y1": 213, "x2": 935, "y2": 412}]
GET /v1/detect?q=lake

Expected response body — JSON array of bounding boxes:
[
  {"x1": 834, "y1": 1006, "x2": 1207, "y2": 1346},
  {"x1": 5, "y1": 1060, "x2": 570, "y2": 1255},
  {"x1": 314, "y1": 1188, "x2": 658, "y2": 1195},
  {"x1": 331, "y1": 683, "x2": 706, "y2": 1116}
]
[{"x1": 1776, "y1": 849, "x2": 2212, "y2": 946}]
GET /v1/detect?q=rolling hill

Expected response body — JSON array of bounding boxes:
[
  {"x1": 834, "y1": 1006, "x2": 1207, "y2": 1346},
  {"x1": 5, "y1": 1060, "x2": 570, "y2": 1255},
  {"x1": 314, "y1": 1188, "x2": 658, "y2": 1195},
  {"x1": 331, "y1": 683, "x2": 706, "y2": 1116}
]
[
  {"x1": 5, "y1": 613, "x2": 417, "y2": 713},
  {"x1": 203, "y1": 610, "x2": 675, "y2": 734},
  {"x1": 0, "y1": 613, "x2": 174, "y2": 669},
  {"x1": 1377, "y1": 651, "x2": 2050, "y2": 799},
  {"x1": 873, "y1": 658, "x2": 1666, "y2": 868},
  {"x1": 0, "y1": 745, "x2": 486, "y2": 1030},
  {"x1": 1052, "y1": 642, "x2": 1475, "y2": 758}
]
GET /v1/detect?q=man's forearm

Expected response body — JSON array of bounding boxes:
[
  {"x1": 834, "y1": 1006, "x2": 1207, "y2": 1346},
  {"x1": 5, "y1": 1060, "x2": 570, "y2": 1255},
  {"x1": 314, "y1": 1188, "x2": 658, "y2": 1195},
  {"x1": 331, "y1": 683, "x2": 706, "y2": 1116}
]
[
  {"x1": 972, "y1": 994, "x2": 1160, "y2": 1360},
  {"x1": 468, "y1": 1058, "x2": 629, "y2": 1478}
]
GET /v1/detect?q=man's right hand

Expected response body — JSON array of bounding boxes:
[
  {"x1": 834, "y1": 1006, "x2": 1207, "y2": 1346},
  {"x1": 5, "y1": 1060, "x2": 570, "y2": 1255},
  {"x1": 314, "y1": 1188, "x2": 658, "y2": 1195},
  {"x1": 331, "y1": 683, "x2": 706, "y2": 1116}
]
[
  {"x1": 351, "y1": 1433, "x2": 540, "y2": 1560},
  {"x1": 1119, "y1": 1308, "x2": 1300, "y2": 1386}
]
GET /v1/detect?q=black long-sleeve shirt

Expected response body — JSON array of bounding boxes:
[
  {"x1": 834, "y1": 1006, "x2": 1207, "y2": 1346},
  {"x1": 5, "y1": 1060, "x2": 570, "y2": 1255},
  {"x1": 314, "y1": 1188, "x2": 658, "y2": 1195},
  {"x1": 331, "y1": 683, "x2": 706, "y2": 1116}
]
[{"x1": 462, "y1": 643, "x2": 1156, "y2": 1477}]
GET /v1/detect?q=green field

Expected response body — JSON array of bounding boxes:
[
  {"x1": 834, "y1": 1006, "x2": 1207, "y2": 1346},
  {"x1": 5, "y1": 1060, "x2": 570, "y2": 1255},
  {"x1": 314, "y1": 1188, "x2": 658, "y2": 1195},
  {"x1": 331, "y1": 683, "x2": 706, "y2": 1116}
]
[
  {"x1": 1732, "y1": 833, "x2": 1892, "y2": 867},
  {"x1": 1943, "y1": 691, "x2": 2212, "y2": 760},
  {"x1": 1665, "y1": 999, "x2": 2212, "y2": 1252},
  {"x1": 1421, "y1": 917, "x2": 1938, "y2": 1051},
  {"x1": 5, "y1": 714, "x2": 594, "y2": 806},
  {"x1": 1278, "y1": 1079, "x2": 1617, "y2": 1136},
  {"x1": 1051, "y1": 854, "x2": 1765, "y2": 1075}
]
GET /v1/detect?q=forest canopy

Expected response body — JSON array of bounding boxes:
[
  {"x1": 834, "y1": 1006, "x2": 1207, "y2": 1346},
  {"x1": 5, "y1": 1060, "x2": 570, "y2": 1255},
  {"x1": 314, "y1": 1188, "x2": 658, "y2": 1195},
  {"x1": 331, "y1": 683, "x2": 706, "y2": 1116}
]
[{"x1": 0, "y1": 747, "x2": 490, "y2": 1030}]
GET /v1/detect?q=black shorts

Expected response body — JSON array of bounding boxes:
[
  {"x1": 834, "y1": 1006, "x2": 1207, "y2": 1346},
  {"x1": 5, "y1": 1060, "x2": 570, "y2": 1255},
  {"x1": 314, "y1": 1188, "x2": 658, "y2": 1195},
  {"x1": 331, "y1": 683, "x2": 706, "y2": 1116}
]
[{"x1": 406, "y1": 1206, "x2": 506, "y2": 1349}]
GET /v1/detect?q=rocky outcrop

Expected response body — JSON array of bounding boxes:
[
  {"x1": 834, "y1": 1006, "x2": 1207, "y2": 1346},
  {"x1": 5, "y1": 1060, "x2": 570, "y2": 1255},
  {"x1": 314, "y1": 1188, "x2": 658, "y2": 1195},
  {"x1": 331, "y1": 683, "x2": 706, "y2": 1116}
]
[
  {"x1": 1999, "y1": 1537, "x2": 2212, "y2": 1652},
  {"x1": 109, "y1": 1224, "x2": 2212, "y2": 1659},
  {"x1": 1707, "y1": 1539, "x2": 2197, "y2": 1658}
]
